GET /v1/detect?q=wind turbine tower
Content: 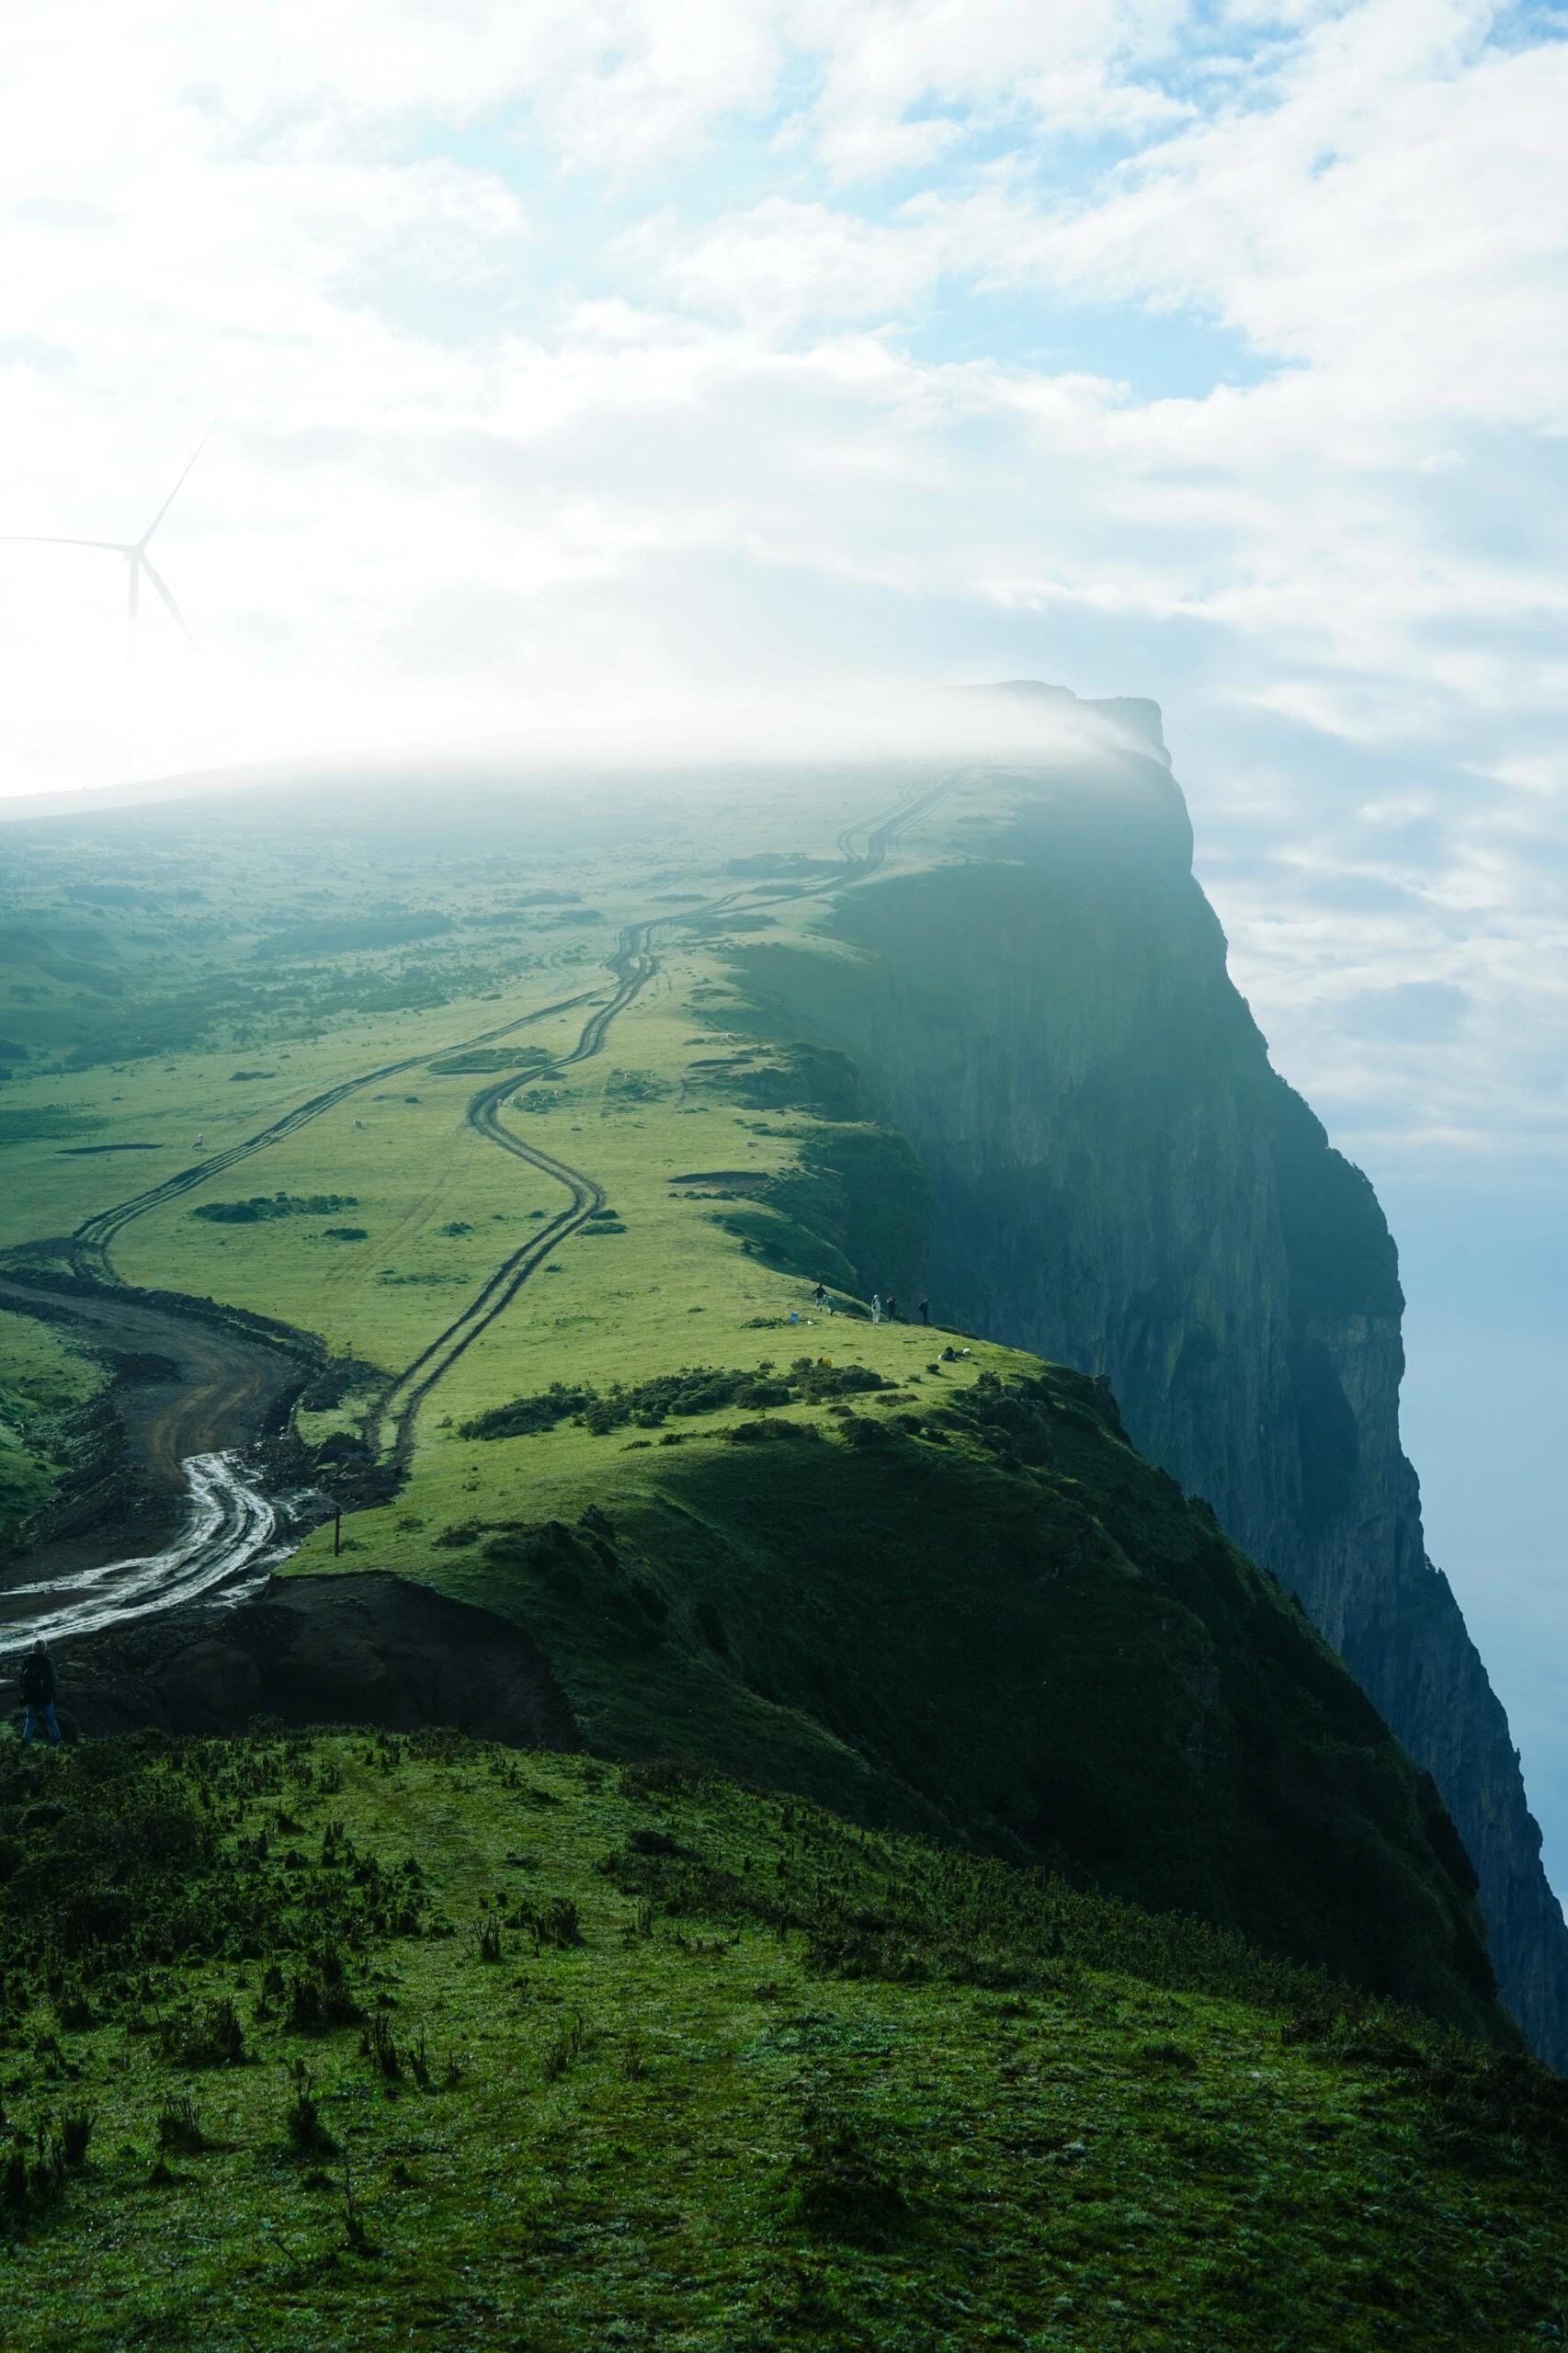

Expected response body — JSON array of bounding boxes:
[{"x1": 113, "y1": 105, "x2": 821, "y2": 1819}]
[{"x1": 3, "y1": 426, "x2": 212, "y2": 783}]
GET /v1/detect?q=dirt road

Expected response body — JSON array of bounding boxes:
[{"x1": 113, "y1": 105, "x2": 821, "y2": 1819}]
[
  {"x1": 0, "y1": 1278, "x2": 298, "y2": 1489},
  {"x1": 369, "y1": 768, "x2": 966, "y2": 1461},
  {"x1": 0, "y1": 1450, "x2": 284, "y2": 1654},
  {"x1": 0, "y1": 1279, "x2": 311, "y2": 1651},
  {"x1": 0, "y1": 768, "x2": 964, "y2": 1644},
  {"x1": 65, "y1": 985, "x2": 604, "y2": 1277}
]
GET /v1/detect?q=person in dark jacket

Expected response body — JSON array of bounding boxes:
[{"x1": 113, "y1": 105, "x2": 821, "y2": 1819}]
[{"x1": 19, "y1": 1642, "x2": 62, "y2": 1746}]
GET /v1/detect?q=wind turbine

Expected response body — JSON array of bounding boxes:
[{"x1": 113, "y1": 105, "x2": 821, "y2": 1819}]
[{"x1": 2, "y1": 426, "x2": 212, "y2": 782}]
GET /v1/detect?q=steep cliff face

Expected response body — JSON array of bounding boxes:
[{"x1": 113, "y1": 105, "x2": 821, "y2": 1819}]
[{"x1": 735, "y1": 720, "x2": 1568, "y2": 2065}]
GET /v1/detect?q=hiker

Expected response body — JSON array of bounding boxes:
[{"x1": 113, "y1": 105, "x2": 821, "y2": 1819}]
[
  {"x1": 918, "y1": 1295, "x2": 929, "y2": 1325},
  {"x1": 870, "y1": 1293, "x2": 882, "y2": 1324},
  {"x1": 886, "y1": 1293, "x2": 899, "y2": 1323},
  {"x1": 19, "y1": 1642, "x2": 62, "y2": 1747},
  {"x1": 812, "y1": 1279, "x2": 829, "y2": 1313}
]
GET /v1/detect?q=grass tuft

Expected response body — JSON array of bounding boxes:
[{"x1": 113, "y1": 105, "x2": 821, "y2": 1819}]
[
  {"x1": 778, "y1": 2097, "x2": 912, "y2": 2244},
  {"x1": 156, "y1": 2093, "x2": 208, "y2": 2156},
  {"x1": 283, "y1": 2064, "x2": 337, "y2": 2158}
]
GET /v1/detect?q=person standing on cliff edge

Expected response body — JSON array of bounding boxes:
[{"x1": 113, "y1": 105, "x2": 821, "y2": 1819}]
[{"x1": 19, "y1": 1641, "x2": 62, "y2": 1746}]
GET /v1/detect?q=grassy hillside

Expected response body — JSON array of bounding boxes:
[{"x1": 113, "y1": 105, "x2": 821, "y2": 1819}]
[
  {"x1": 312, "y1": 1353, "x2": 1501, "y2": 2039},
  {"x1": 0, "y1": 1306, "x2": 108, "y2": 1550},
  {"x1": 0, "y1": 756, "x2": 1520, "y2": 2041},
  {"x1": 0, "y1": 1729, "x2": 1564, "y2": 2353}
]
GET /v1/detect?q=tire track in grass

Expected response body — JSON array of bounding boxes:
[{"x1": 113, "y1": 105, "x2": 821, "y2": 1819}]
[
  {"x1": 0, "y1": 986, "x2": 608, "y2": 1639},
  {"x1": 372, "y1": 919, "x2": 659, "y2": 1464},
  {"x1": 53, "y1": 773, "x2": 952, "y2": 1301},
  {"x1": 64, "y1": 983, "x2": 607, "y2": 1274},
  {"x1": 0, "y1": 779, "x2": 961, "y2": 1631},
  {"x1": 372, "y1": 769, "x2": 966, "y2": 1465}
]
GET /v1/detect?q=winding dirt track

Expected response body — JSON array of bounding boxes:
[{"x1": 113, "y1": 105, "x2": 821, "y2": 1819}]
[
  {"x1": 67, "y1": 983, "x2": 606, "y2": 1272},
  {"x1": 0, "y1": 1278, "x2": 296, "y2": 1489},
  {"x1": 372, "y1": 768, "x2": 964, "y2": 1463},
  {"x1": 373, "y1": 921, "x2": 657, "y2": 1462},
  {"x1": 0, "y1": 1280, "x2": 302, "y2": 1650},
  {"x1": 0, "y1": 1453, "x2": 282, "y2": 1655},
  {"x1": 0, "y1": 984, "x2": 603, "y2": 1647},
  {"x1": 0, "y1": 768, "x2": 962, "y2": 1644}
]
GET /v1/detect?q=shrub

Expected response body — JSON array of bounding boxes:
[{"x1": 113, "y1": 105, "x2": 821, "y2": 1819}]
[
  {"x1": 460, "y1": 1383, "x2": 597, "y2": 1439},
  {"x1": 29, "y1": 2135, "x2": 68, "y2": 2205},
  {"x1": 284, "y1": 2066, "x2": 337, "y2": 2158},
  {"x1": 361, "y1": 2014, "x2": 402, "y2": 2082},
  {"x1": 162, "y1": 1995, "x2": 246, "y2": 2069},
  {"x1": 628, "y1": 1828, "x2": 681, "y2": 1859},
  {"x1": 778, "y1": 2099, "x2": 910, "y2": 2244},
  {"x1": 461, "y1": 1359, "x2": 884, "y2": 1443},
  {"x1": 519, "y1": 1897, "x2": 583, "y2": 1951},
  {"x1": 62, "y1": 1887, "x2": 136, "y2": 1949},
  {"x1": 541, "y1": 2013, "x2": 589, "y2": 2082},
  {"x1": 1135, "y1": 2040, "x2": 1199, "y2": 2075},
  {"x1": 191, "y1": 1193, "x2": 358, "y2": 1224},
  {"x1": 289, "y1": 1951, "x2": 365, "y2": 2034},
  {"x1": 157, "y1": 2094, "x2": 208, "y2": 2156}
]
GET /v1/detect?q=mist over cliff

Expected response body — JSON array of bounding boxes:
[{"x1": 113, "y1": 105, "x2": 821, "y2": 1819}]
[{"x1": 734, "y1": 702, "x2": 1568, "y2": 2065}]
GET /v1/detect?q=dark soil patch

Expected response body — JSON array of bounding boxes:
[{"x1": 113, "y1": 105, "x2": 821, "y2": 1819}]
[{"x1": 50, "y1": 1574, "x2": 580, "y2": 1748}]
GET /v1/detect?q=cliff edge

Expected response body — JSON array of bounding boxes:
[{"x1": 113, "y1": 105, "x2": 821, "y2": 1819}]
[{"x1": 733, "y1": 708, "x2": 1568, "y2": 2065}]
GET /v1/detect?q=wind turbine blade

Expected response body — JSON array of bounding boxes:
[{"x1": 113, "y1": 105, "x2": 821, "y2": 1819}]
[
  {"x1": 138, "y1": 554, "x2": 199, "y2": 654},
  {"x1": 125, "y1": 561, "x2": 139, "y2": 784},
  {"x1": 0, "y1": 536, "x2": 130, "y2": 551},
  {"x1": 137, "y1": 422, "x2": 215, "y2": 549}
]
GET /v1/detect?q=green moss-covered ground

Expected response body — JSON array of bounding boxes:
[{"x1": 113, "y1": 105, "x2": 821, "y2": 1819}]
[
  {"x1": 1, "y1": 1729, "x2": 1564, "y2": 2353},
  {"x1": 368, "y1": 1359, "x2": 1500, "y2": 2040},
  {"x1": 0, "y1": 1306, "x2": 108, "y2": 1550}
]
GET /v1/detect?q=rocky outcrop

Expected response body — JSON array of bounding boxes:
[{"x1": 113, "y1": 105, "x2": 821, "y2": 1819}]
[{"x1": 737, "y1": 715, "x2": 1568, "y2": 2065}]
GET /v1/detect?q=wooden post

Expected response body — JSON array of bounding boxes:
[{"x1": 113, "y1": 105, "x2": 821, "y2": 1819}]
[{"x1": 333, "y1": 1510, "x2": 342, "y2": 1557}]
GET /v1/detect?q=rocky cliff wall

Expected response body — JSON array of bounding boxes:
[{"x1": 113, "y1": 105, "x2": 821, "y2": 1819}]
[{"x1": 735, "y1": 736, "x2": 1568, "y2": 2065}]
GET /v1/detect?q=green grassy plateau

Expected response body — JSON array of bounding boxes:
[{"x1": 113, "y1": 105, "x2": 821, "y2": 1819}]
[
  {"x1": 2, "y1": 750, "x2": 1563, "y2": 2340},
  {"x1": 1, "y1": 1729, "x2": 1564, "y2": 2353}
]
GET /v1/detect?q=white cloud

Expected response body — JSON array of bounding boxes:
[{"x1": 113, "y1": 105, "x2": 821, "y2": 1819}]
[
  {"x1": 2, "y1": 0, "x2": 1566, "y2": 1177},
  {"x1": 798, "y1": 0, "x2": 1194, "y2": 176},
  {"x1": 632, "y1": 198, "x2": 941, "y2": 329}
]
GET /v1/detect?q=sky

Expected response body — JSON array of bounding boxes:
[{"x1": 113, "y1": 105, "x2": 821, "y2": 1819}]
[{"x1": 2, "y1": 1, "x2": 1565, "y2": 1871}]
